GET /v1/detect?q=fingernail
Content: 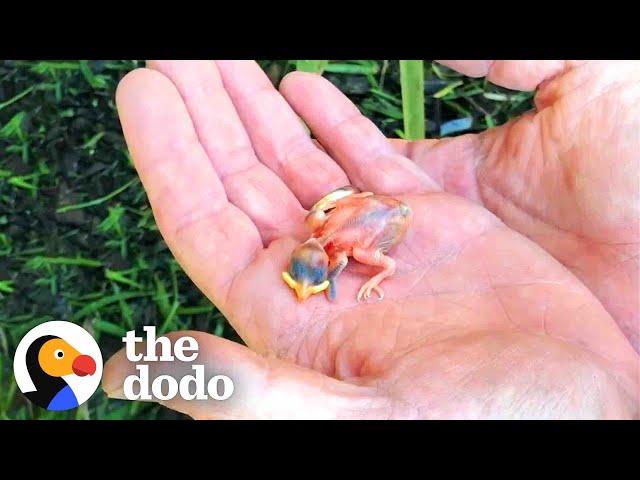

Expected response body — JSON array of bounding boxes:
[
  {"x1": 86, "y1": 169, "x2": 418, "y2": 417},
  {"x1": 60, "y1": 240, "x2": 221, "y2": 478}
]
[
  {"x1": 105, "y1": 387, "x2": 127, "y2": 400},
  {"x1": 105, "y1": 387, "x2": 159, "y2": 403}
]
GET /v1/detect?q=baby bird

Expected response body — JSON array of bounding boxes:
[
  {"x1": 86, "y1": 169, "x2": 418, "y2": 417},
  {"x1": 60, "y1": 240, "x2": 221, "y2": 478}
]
[{"x1": 283, "y1": 186, "x2": 412, "y2": 303}]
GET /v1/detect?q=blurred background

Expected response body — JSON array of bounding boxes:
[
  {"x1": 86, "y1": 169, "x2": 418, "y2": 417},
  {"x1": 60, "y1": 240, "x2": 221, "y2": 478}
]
[{"x1": 0, "y1": 60, "x2": 534, "y2": 419}]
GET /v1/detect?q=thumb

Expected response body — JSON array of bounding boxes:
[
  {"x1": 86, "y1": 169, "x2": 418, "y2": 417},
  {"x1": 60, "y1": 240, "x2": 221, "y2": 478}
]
[
  {"x1": 435, "y1": 60, "x2": 585, "y2": 92},
  {"x1": 102, "y1": 331, "x2": 388, "y2": 420},
  {"x1": 389, "y1": 61, "x2": 589, "y2": 200}
]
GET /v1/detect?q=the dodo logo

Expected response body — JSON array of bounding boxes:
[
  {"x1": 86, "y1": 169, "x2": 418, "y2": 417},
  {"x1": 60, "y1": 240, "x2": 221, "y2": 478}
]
[{"x1": 13, "y1": 321, "x2": 103, "y2": 411}]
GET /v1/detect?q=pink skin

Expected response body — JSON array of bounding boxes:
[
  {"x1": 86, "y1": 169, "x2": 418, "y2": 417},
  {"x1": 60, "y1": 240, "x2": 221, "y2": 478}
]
[
  {"x1": 102, "y1": 60, "x2": 639, "y2": 419},
  {"x1": 306, "y1": 193, "x2": 411, "y2": 301}
]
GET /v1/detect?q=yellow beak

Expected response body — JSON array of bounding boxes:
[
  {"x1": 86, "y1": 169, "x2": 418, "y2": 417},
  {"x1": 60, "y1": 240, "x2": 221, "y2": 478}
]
[
  {"x1": 309, "y1": 185, "x2": 358, "y2": 212},
  {"x1": 282, "y1": 272, "x2": 329, "y2": 301}
]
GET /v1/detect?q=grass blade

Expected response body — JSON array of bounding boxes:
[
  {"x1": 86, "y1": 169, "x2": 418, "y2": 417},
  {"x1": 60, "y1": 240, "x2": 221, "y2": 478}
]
[
  {"x1": 177, "y1": 304, "x2": 215, "y2": 315},
  {"x1": 71, "y1": 292, "x2": 151, "y2": 321},
  {"x1": 399, "y1": 60, "x2": 426, "y2": 140},
  {"x1": 0, "y1": 86, "x2": 35, "y2": 111},
  {"x1": 93, "y1": 320, "x2": 128, "y2": 337},
  {"x1": 324, "y1": 62, "x2": 379, "y2": 75},
  {"x1": 26, "y1": 256, "x2": 102, "y2": 268},
  {"x1": 433, "y1": 80, "x2": 464, "y2": 99},
  {"x1": 56, "y1": 178, "x2": 137, "y2": 213},
  {"x1": 296, "y1": 60, "x2": 329, "y2": 74}
]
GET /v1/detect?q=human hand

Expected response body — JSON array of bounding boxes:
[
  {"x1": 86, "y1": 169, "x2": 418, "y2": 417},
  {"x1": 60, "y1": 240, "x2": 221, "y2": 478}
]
[
  {"x1": 390, "y1": 61, "x2": 640, "y2": 351},
  {"x1": 102, "y1": 61, "x2": 639, "y2": 419}
]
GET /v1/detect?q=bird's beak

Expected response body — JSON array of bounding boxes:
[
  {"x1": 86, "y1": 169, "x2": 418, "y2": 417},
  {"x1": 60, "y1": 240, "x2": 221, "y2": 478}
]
[
  {"x1": 310, "y1": 185, "x2": 358, "y2": 212},
  {"x1": 282, "y1": 272, "x2": 329, "y2": 302},
  {"x1": 72, "y1": 354, "x2": 96, "y2": 376}
]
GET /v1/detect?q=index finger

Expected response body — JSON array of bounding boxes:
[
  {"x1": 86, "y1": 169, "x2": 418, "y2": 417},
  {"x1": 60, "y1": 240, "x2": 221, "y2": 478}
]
[
  {"x1": 436, "y1": 60, "x2": 579, "y2": 91},
  {"x1": 215, "y1": 60, "x2": 350, "y2": 208},
  {"x1": 279, "y1": 71, "x2": 439, "y2": 195},
  {"x1": 116, "y1": 68, "x2": 263, "y2": 315}
]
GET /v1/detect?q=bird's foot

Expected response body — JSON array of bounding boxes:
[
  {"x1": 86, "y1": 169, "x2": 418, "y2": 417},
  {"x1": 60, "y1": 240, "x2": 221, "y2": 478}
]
[{"x1": 357, "y1": 281, "x2": 384, "y2": 303}]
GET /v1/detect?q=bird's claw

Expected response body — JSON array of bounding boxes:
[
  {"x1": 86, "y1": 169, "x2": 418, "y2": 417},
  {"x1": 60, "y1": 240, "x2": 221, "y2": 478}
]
[{"x1": 357, "y1": 283, "x2": 384, "y2": 303}]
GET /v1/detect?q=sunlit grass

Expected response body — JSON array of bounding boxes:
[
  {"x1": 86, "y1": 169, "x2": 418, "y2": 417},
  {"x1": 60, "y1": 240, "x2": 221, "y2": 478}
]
[{"x1": 399, "y1": 60, "x2": 426, "y2": 140}]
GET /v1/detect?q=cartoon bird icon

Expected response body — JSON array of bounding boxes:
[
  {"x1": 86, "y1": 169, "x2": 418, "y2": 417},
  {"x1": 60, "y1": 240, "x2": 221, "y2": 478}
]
[{"x1": 24, "y1": 335, "x2": 97, "y2": 411}]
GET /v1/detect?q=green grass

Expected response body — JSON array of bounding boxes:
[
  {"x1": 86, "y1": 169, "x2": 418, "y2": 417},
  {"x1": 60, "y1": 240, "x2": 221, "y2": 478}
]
[
  {"x1": 399, "y1": 60, "x2": 426, "y2": 140},
  {"x1": 0, "y1": 60, "x2": 534, "y2": 420},
  {"x1": 296, "y1": 60, "x2": 329, "y2": 74}
]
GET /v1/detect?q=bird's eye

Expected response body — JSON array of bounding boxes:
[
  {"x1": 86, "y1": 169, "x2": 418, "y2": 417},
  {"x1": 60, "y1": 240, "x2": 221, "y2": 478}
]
[{"x1": 54, "y1": 349, "x2": 64, "y2": 359}]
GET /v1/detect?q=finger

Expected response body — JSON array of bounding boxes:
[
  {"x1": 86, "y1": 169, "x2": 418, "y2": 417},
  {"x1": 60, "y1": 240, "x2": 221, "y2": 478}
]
[
  {"x1": 214, "y1": 60, "x2": 350, "y2": 208},
  {"x1": 436, "y1": 60, "x2": 585, "y2": 92},
  {"x1": 280, "y1": 71, "x2": 439, "y2": 195},
  {"x1": 116, "y1": 68, "x2": 263, "y2": 318},
  {"x1": 388, "y1": 136, "x2": 483, "y2": 201},
  {"x1": 387, "y1": 138, "x2": 438, "y2": 157},
  {"x1": 147, "y1": 60, "x2": 307, "y2": 243},
  {"x1": 388, "y1": 138, "x2": 410, "y2": 156},
  {"x1": 102, "y1": 331, "x2": 390, "y2": 420}
]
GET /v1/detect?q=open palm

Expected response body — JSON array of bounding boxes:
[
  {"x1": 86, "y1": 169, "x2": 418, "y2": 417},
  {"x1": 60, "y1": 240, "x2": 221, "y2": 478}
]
[
  {"x1": 103, "y1": 61, "x2": 639, "y2": 419},
  {"x1": 397, "y1": 61, "x2": 640, "y2": 351}
]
